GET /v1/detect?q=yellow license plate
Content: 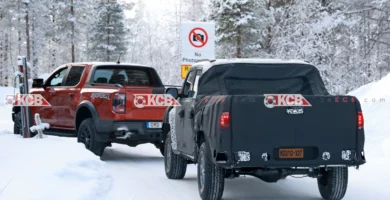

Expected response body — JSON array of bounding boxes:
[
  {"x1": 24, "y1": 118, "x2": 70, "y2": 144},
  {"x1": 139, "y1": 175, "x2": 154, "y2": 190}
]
[{"x1": 279, "y1": 148, "x2": 304, "y2": 159}]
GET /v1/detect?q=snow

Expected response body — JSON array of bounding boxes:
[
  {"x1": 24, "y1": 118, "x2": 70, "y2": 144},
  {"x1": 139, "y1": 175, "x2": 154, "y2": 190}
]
[
  {"x1": 0, "y1": 88, "x2": 112, "y2": 200},
  {"x1": 30, "y1": 122, "x2": 50, "y2": 132},
  {"x1": 0, "y1": 72, "x2": 390, "y2": 199},
  {"x1": 349, "y1": 73, "x2": 390, "y2": 158},
  {"x1": 14, "y1": 71, "x2": 23, "y2": 77},
  {"x1": 0, "y1": 131, "x2": 112, "y2": 200},
  {"x1": 0, "y1": 87, "x2": 16, "y2": 105}
]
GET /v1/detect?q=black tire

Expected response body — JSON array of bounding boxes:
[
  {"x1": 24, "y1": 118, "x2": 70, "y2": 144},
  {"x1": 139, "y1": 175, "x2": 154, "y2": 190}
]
[
  {"x1": 78, "y1": 118, "x2": 106, "y2": 157},
  {"x1": 13, "y1": 112, "x2": 22, "y2": 135},
  {"x1": 164, "y1": 132, "x2": 187, "y2": 179},
  {"x1": 198, "y1": 142, "x2": 225, "y2": 200},
  {"x1": 317, "y1": 167, "x2": 348, "y2": 200}
]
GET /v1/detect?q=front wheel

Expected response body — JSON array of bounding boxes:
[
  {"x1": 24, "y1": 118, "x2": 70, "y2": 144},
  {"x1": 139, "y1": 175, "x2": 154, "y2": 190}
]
[
  {"x1": 197, "y1": 142, "x2": 225, "y2": 200},
  {"x1": 317, "y1": 167, "x2": 348, "y2": 200},
  {"x1": 13, "y1": 112, "x2": 22, "y2": 135},
  {"x1": 164, "y1": 132, "x2": 187, "y2": 179}
]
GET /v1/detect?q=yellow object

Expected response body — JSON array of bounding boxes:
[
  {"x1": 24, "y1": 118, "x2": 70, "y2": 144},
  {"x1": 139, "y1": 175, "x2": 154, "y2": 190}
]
[{"x1": 181, "y1": 65, "x2": 191, "y2": 79}]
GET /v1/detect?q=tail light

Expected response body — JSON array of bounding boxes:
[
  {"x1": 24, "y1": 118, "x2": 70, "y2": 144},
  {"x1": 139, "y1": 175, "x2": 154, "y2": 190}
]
[
  {"x1": 357, "y1": 112, "x2": 364, "y2": 129},
  {"x1": 113, "y1": 93, "x2": 126, "y2": 113},
  {"x1": 220, "y1": 112, "x2": 230, "y2": 129}
]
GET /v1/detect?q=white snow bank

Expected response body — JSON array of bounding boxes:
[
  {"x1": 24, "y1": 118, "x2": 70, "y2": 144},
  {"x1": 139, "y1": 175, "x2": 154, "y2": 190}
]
[
  {"x1": 0, "y1": 131, "x2": 112, "y2": 200},
  {"x1": 0, "y1": 87, "x2": 16, "y2": 96},
  {"x1": 349, "y1": 73, "x2": 390, "y2": 159},
  {"x1": 0, "y1": 87, "x2": 16, "y2": 105}
]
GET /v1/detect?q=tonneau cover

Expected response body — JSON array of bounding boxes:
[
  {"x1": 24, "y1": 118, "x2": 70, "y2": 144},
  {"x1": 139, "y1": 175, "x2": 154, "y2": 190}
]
[{"x1": 195, "y1": 63, "x2": 329, "y2": 113}]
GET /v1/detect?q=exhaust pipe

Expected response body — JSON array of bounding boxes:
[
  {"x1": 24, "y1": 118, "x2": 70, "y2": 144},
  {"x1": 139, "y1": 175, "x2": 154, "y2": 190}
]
[
  {"x1": 240, "y1": 168, "x2": 318, "y2": 182},
  {"x1": 117, "y1": 131, "x2": 134, "y2": 139}
]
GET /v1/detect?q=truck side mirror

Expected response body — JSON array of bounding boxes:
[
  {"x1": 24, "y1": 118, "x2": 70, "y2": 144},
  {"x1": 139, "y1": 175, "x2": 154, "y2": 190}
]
[
  {"x1": 32, "y1": 79, "x2": 44, "y2": 88},
  {"x1": 166, "y1": 88, "x2": 179, "y2": 99}
]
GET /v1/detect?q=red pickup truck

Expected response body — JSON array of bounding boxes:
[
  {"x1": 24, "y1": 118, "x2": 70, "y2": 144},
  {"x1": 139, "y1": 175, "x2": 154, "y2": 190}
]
[{"x1": 12, "y1": 62, "x2": 168, "y2": 157}]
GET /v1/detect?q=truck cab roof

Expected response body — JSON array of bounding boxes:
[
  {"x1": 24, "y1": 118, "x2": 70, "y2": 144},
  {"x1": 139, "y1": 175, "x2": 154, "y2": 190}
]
[{"x1": 67, "y1": 62, "x2": 150, "y2": 68}]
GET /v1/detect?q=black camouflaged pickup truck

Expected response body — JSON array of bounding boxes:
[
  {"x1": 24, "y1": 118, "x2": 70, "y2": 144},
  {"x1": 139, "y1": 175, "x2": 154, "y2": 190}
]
[{"x1": 162, "y1": 59, "x2": 366, "y2": 200}]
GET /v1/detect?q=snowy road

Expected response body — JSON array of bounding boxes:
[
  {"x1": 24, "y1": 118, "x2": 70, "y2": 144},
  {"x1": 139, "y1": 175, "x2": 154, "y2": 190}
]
[
  {"x1": 100, "y1": 142, "x2": 389, "y2": 200},
  {"x1": 102, "y1": 143, "x2": 323, "y2": 200},
  {"x1": 1, "y1": 128, "x2": 389, "y2": 200}
]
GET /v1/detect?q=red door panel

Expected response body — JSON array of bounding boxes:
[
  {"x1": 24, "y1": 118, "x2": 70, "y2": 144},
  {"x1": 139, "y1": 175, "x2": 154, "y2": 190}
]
[{"x1": 29, "y1": 87, "x2": 58, "y2": 127}]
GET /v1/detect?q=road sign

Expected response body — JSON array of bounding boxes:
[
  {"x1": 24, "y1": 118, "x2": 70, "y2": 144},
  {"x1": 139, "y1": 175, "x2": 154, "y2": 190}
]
[
  {"x1": 189, "y1": 27, "x2": 208, "y2": 48},
  {"x1": 180, "y1": 22, "x2": 215, "y2": 79},
  {"x1": 181, "y1": 65, "x2": 191, "y2": 79}
]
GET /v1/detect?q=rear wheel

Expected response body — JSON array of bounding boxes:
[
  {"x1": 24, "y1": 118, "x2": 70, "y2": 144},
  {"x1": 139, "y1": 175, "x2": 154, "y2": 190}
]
[
  {"x1": 197, "y1": 142, "x2": 225, "y2": 200},
  {"x1": 317, "y1": 167, "x2": 348, "y2": 200},
  {"x1": 13, "y1": 112, "x2": 22, "y2": 135},
  {"x1": 164, "y1": 132, "x2": 187, "y2": 179},
  {"x1": 78, "y1": 118, "x2": 106, "y2": 157}
]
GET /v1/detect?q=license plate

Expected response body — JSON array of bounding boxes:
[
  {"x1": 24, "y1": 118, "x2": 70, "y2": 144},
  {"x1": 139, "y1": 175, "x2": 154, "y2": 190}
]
[
  {"x1": 146, "y1": 122, "x2": 162, "y2": 129},
  {"x1": 279, "y1": 148, "x2": 304, "y2": 159}
]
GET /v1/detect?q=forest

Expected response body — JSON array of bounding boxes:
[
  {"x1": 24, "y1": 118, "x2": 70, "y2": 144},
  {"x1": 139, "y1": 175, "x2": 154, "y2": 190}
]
[{"x1": 0, "y1": 0, "x2": 389, "y2": 94}]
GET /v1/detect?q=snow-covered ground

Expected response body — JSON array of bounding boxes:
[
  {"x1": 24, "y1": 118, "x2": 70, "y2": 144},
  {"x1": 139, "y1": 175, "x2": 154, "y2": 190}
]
[
  {"x1": 1, "y1": 72, "x2": 390, "y2": 200},
  {"x1": 0, "y1": 129, "x2": 112, "y2": 200},
  {"x1": 349, "y1": 74, "x2": 390, "y2": 159}
]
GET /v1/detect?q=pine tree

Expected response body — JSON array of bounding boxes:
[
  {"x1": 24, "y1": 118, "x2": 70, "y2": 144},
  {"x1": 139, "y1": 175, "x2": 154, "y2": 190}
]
[
  {"x1": 89, "y1": 0, "x2": 130, "y2": 62},
  {"x1": 209, "y1": 0, "x2": 273, "y2": 58}
]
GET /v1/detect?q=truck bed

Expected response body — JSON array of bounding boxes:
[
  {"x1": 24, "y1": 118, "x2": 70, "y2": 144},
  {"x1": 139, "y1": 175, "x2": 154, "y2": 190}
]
[{"x1": 200, "y1": 95, "x2": 366, "y2": 168}]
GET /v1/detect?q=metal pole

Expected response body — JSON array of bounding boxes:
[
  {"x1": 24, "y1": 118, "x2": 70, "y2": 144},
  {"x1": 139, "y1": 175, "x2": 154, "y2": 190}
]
[
  {"x1": 16, "y1": 56, "x2": 26, "y2": 137},
  {"x1": 22, "y1": 57, "x2": 31, "y2": 138},
  {"x1": 16, "y1": 71, "x2": 26, "y2": 137}
]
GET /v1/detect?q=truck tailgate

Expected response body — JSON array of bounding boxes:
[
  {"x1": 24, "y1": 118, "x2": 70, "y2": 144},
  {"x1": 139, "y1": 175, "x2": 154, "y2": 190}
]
[
  {"x1": 230, "y1": 95, "x2": 364, "y2": 167},
  {"x1": 124, "y1": 87, "x2": 166, "y2": 121}
]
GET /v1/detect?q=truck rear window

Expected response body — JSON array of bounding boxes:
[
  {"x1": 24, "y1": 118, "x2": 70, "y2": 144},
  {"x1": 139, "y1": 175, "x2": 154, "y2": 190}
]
[
  {"x1": 92, "y1": 67, "x2": 154, "y2": 86},
  {"x1": 224, "y1": 77, "x2": 314, "y2": 95}
]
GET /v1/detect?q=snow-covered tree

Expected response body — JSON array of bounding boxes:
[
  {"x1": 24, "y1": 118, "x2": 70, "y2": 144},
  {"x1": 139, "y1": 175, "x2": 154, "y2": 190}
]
[
  {"x1": 1, "y1": 0, "x2": 390, "y2": 94},
  {"x1": 209, "y1": 0, "x2": 274, "y2": 58},
  {"x1": 88, "y1": 0, "x2": 131, "y2": 62},
  {"x1": 269, "y1": 0, "x2": 390, "y2": 94}
]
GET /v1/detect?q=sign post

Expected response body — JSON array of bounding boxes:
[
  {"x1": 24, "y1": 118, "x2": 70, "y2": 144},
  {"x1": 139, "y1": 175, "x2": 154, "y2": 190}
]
[
  {"x1": 180, "y1": 22, "x2": 215, "y2": 79},
  {"x1": 16, "y1": 56, "x2": 32, "y2": 138}
]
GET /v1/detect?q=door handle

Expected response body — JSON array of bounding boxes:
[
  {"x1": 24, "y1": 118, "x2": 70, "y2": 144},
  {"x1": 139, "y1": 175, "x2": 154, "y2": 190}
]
[
  {"x1": 69, "y1": 93, "x2": 74, "y2": 97},
  {"x1": 178, "y1": 109, "x2": 184, "y2": 118},
  {"x1": 189, "y1": 109, "x2": 195, "y2": 119}
]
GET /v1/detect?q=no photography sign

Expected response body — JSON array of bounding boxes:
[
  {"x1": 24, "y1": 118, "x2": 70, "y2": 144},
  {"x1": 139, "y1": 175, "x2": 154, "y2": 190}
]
[
  {"x1": 189, "y1": 27, "x2": 209, "y2": 48},
  {"x1": 180, "y1": 22, "x2": 215, "y2": 78}
]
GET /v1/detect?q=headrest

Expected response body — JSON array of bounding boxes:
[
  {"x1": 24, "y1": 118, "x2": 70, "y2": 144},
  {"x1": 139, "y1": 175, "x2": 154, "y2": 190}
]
[
  {"x1": 96, "y1": 77, "x2": 108, "y2": 83},
  {"x1": 109, "y1": 74, "x2": 126, "y2": 84}
]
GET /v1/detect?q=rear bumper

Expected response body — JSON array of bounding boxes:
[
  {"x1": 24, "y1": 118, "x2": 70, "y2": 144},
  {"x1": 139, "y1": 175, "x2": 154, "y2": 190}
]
[
  {"x1": 214, "y1": 149, "x2": 366, "y2": 169},
  {"x1": 95, "y1": 120, "x2": 163, "y2": 144}
]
